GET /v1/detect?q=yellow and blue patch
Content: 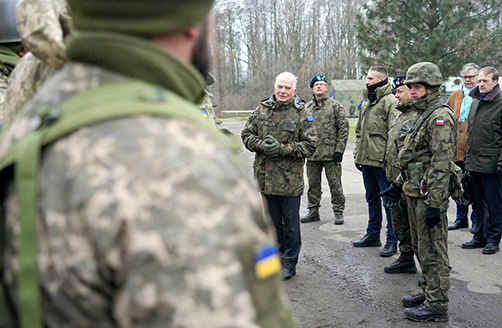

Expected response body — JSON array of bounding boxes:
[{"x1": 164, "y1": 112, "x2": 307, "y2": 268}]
[
  {"x1": 255, "y1": 244, "x2": 281, "y2": 279},
  {"x1": 201, "y1": 110, "x2": 208, "y2": 118}
]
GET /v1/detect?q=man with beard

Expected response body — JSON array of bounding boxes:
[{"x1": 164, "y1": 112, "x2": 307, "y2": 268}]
[
  {"x1": 352, "y1": 66, "x2": 399, "y2": 257},
  {"x1": 0, "y1": 0, "x2": 297, "y2": 327},
  {"x1": 301, "y1": 74, "x2": 349, "y2": 225},
  {"x1": 241, "y1": 72, "x2": 317, "y2": 280}
]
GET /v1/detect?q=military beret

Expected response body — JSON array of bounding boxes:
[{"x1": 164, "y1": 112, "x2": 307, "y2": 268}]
[
  {"x1": 310, "y1": 74, "x2": 328, "y2": 88},
  {"x1": 392, "y1": 75, "x2": 406, "y2": 91},
  {"x1": 67, "y1": 0, "x2": 215, "y2": 37}
]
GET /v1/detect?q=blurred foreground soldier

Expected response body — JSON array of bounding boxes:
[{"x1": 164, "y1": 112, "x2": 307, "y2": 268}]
[
  {"x1": 462, "y1": 67, "x2": 502, "y2": 255},
  {"x1": 3, "y1": 0, "x2": 73, "y2": 122},
  {"x1": 447, "y1": 63, "x2": 479, "y2": 232},
  {"x1": 0, "y1": 0, "x2": 296, "y2": 327},
  {"x1": 382, "y1": 76, "x2": 419, "y2": 275},
  {"x1": 301, "y1": 74, "x2": 349, "y2": 225},
  {"x1": 241, "y1": 72, "x2": 317, "y2": 280},
  {"x1": 352, "y1": 66, "x2": 399, "y2": 257},
  {"x1": 0, "y1": 0, "x2": 23, "y2": 119},
  {"x1": 381, "y1": 62, "x2": 456, "y2": 322}
]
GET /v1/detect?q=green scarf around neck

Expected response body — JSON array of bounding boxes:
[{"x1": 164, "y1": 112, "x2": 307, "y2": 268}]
[{"x1": 65, "y1": 32, "x2": 206, "y2": 104}]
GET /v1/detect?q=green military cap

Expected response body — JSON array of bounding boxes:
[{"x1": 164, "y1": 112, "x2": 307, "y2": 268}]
[
  {"x1": 67, "y1": 0, "x2": 215, "y2": 37},
  {"x1": 310, "y1": 74, "x2": 328, "y2": 88}
]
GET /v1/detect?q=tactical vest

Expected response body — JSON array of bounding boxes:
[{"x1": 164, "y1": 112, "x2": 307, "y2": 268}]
[{"x1": 0, "y1": 80, "x2": 240, "y2": 328}]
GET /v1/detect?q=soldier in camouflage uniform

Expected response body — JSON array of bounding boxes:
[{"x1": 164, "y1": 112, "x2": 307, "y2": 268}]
[
  {"x1": 2, "y1": 0, "x2": 72, "y2": 122},
  {"x1": 382, "y1": 76, "x2": 420, "y2": 275},
  {"x1": 199, "y1": 73, "x2": 217, "y2": 125},
  {"x1": 381, "y1": 62, "x2": 457, "y2": 322},
  {"x1": 0, "y1": 0, "x2": 23, "y2": 121},
  {"x1": 301, "y1": 74, "x2": 349, "y2": 225},
  {"x1": 0, "y1": 0, "x2": 297, "y2": 326},
  {"x1": 241, "y1": 72, "x2": 317, "y2": 280}
]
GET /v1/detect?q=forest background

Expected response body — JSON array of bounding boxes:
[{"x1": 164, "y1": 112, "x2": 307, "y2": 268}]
[{"x1": 210, "y1": 0, "x2": 502, "y2": 114}]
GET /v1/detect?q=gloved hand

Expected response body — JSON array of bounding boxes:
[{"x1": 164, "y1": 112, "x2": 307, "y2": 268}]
[
  {"x1": 497, "y1": 166, "x2": 502, "y2": 176},
  {"x1": 259, "y1": 135, "x2": 281, "y2": 157},
  {"x1": 461, "y1": 170, "x2": 471, "y2": 184},
  {"x1": 333, "y1": 152, "x2": 343, "y2": 162},
  {"x1": 425, "y1": 206, "x2": 441, "y2": 228},
  {"x1": 355, "y1": 163, "x2": 363, "y2": 171},
  {"x1": 379, "y1": 183, "x2": 402, "y2": 209}
]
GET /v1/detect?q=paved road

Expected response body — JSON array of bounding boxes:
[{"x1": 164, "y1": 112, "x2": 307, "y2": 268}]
[{"x1": 223, "y1": 121, "x2": 502, "y2": 328}]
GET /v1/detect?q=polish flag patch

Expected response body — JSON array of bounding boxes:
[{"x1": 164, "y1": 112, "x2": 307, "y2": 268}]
[{"x1": 436, "y1": 119, "x2": 445, "y2": 126}]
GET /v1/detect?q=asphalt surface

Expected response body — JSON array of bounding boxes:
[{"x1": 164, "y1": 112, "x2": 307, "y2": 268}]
[{"x1": 222, "y1": 120, "x2": 502, "y2": 328}]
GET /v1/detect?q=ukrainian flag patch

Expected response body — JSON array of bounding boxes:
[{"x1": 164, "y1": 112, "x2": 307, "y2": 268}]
[
  {"x1": 255, "y1": 244, "x2": 281, "y2": 279},
  {"x1": 307, "y1": 115, "x2": 314, "y2": 122},
  {"x1": 201, "y1": 110, "x2": 208, "y2": 118}
]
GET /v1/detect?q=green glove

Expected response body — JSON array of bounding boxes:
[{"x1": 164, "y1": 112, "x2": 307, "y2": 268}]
[{"x1": 260, "y1": 135, "x2": 281, "y2": 157}]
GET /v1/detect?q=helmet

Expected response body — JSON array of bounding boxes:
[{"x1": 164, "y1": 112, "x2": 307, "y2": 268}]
[
  {"x1": 0, "y1": 0, "x2": 21, "y2": 43},
  {"x1": 404, "y1": 62, "x2": 443, "y2": 87},
  {"x1": 391, "y1": 75, "x2": 406, "y2": 91}
]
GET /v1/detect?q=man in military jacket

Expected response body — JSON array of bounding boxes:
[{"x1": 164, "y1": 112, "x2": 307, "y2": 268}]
[
  {"x1": 0, "y1": 1, "x2": 297, "y2": 326},
  {"x1": 382, "y1": 76, "x2": 420, "y2": 275},
  {"x1": 301, "y1": 74, "x2": 349, "y2": 225},
  {"x1": 241, "y1": 71, "x2": 317, "y2": 280},
  {"x1": 382, "y1": 62, "x2": 457, "y2": 322},
  {"x1": 462, "y1": 66, "x2": 502, "y2": 255},
  {"x1": 353, "y1": 66, "x2": 399, "y2": 257}
]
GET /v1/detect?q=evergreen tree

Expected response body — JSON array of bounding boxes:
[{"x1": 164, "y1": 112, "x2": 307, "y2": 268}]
[{"x1": 356, "y1": 0, "x2": 500, "y2": 77}]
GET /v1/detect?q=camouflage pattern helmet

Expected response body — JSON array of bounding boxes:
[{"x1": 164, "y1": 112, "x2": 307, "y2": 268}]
[
  {"x1": 404, "y1": 62, "x2": 443, "y2": 87},
  {"x1": 0, "y1": 0, "x2": 21, "y2": 43}
]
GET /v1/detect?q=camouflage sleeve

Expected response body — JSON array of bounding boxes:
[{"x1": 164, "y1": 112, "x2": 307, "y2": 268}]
[
  {"x1": 386, "y1": 97, "x2": 399, "y2": 130},
  {"x1": 15, "y1": 0, "x2": 70, "y2": 69},
  {"x1": 334, "y1": 104, "x2": 349, "y2": 154},
  {"x1": 3, "y1": 117, "x2": 296, "y2": 327},
  {"x1": 241, "y1": 107, "x2": 263, "y2": 153},
  {"x1": 281, "y1": 108, "x2": 317, "y2": 158},
  {"x1": 425, "y1": 109, "x2": 458, "y2": 208}
]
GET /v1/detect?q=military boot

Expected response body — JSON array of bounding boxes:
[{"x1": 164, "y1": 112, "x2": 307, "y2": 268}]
[
  {"x1": 334, "y1": 211, "x2": 344, "y2": 225},
  {"x1": 402, "y1": 293, "x2": 426, "y2": 308},
  {"x1": 301, "y1": 208, "x2": 320, "y2": 223},
  {"x1": 384, "y1": 252, "x2": 417, "y2": 274},
  {"x1": 404, "y1": 303, "x2": 448, "y2": 322}
]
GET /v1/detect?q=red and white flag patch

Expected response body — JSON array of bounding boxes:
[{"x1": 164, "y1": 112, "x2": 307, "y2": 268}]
[{"x1": 436, "y1": 119, "x2": 445, "y2": 126}]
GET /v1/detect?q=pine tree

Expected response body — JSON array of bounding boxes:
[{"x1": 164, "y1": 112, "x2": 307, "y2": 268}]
[{"x1": 355, "y1": 0, "x2": 500, "y2": 77}]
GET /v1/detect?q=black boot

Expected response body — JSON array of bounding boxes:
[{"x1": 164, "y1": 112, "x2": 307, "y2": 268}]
[
  {"x1": 384, "y1": 252, "x2": 417, "y2": 273},
  {"x1": 404, "y1": 303, "x2": 448, "y2": 322},
  {"x1": 301, "y1": 208, "x2": 320, "y2": 223}
]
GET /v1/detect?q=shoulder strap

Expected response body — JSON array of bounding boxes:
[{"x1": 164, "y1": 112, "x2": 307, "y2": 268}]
[{"x1": 0, "y1": 80, "x2": 238, "y2": 328}]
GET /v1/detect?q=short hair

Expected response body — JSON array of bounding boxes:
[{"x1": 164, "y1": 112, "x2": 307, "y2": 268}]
[
  {"x1": 479, "y1": 66, "x2": 500, "y2": 81},
  {"x1": 460, "y1": 63, "x2": 480, "y2": 76},
  {"x1": 369, "y1": 66, "x2": 389, "y2": 78},
  {"x1": 275, "y1": 72, "x2": 297, "y2": 89}
]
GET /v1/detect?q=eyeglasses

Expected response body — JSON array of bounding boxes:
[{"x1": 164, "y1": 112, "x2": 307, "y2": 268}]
[
  {"x1": 461, "y1": 75, "x2": 477, "y2": 80},
  {"x1": 313, "y1": 82, "x2": 328, "y2": 87}
]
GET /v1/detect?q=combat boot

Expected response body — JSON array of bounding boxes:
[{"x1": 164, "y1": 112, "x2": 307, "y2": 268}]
[
  {"x1": 404, "y1": 303, "x2": 448, "y2": 322},
  {"x1": 334, "y1": 211, "x2": 344, "y2": 225},
  {"x1": 301, "y1": 208, "x2": 320, "y2": 223},
  {"x1": 402, "y1": 293, "x2": 426, "y2": 308},
  {"x1": 384, "y1": 252, "x2": 417, "y2": 274}
]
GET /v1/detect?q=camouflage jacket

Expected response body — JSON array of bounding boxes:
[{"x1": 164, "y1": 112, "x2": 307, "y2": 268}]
[
  {"x1": 397, "y1": 92, "x2": 457, "y2": 208},
  {"x1": 0, "y1": 33, "x2": 296, "y2": 328},
  {"x1": 241, "y1": 95, "x2": 317, "y2": 196},
  {"x1": 465, "y1": 84, "x2": 502, "y2": 173},
  {"x1": 385, "y1": 101, "x2": 420, "y2": 183},
  {"x1": 354, "y1": 82, "x2": 398, "y2": 167},
  {"x1": 15, "y1": 0, "x2": 71, "y2": 69},
  {"x1": 3, "y1": 52, "x2": 57, "y2": 122},
  {"x1": 199, "y1": 89, "x2": 216, "y2": 126},
  {"x1": 305, "y1": 94, "x2": 349, "y2": 161},
  {"x1": 0, "y1": 46, "x2": 20, "y2": 120}
]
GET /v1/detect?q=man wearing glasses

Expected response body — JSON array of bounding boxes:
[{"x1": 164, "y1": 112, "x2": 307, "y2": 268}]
[
  {"x1": 301, "y1": 74, "x2": 349, "y2": 225},
  {"x1": 447, "y1": 63, "x2": 479, "y2": 232}
]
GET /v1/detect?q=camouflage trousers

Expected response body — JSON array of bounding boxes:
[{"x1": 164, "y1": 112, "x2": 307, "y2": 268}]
[
  {"x1": 306, "y1": 160, "x2": 345, "y2": 213},
  {"x1": 405, "y1": 197, "x2": 450, "y2": 313},
  {"x1": 391, "y1": 193, "x2": 414, "y2": 254}
]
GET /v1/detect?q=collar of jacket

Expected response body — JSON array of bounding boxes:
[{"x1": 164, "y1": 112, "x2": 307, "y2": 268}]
[
  {"x1": 396, "y1": 100, "x2": 413, "y2": 113},
  {"x1": 363, "y1": 82, "x2": 392, "y2": 104},
  {"x1": 469, "y1": 84, "x2": 501, "y2": 102},
  {"x1": 312, "y1": 93, "x2": 329, "y2": 106},
  {"x1": 412, "y1": 91, "x2": 441, "y2": 112},
  {"x1": 65, "y1": 31, "x2": 206, "y2": 104},
  {"x1": 262, "y1": 94, "x2": 305, "y2": 110}
]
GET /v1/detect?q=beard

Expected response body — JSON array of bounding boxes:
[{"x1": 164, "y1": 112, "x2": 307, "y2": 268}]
[{"x1": 191, "y1": 19, "x2": 211, "y2": 84}]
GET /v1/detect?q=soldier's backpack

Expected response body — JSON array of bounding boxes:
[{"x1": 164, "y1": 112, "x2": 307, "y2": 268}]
[{"x1": 0, "y1": 80, "x2": 240, "y2": 328}]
